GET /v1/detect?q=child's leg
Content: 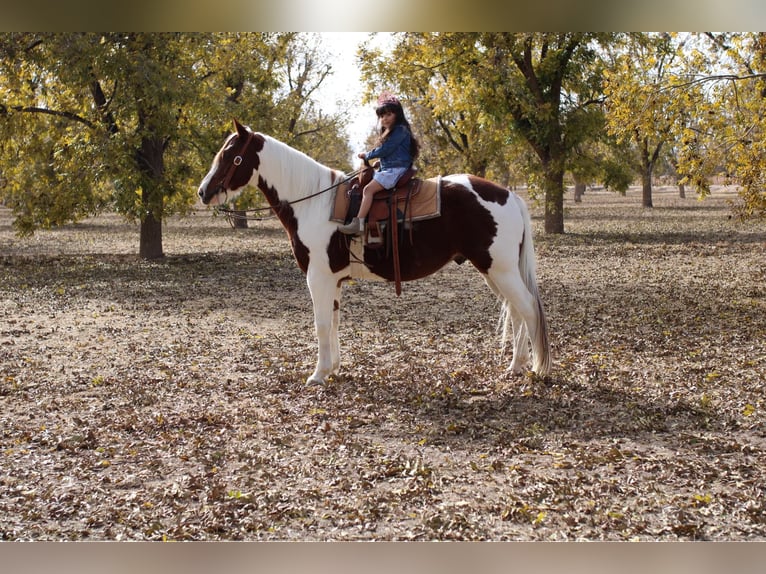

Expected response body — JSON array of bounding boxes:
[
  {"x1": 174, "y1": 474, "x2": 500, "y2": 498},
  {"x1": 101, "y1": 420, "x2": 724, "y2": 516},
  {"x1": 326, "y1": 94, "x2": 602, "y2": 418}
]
[
  {"x1": 357, "y1": 179, "x2": 384, "y2": 220},
  {"x1": 338, "y1": 179, "x2": 384, "y2": 235}
]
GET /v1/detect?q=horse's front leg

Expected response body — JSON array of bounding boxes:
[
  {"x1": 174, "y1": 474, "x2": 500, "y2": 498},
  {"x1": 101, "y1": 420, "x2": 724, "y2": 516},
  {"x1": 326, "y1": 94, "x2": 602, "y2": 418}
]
[
  {"x1": 306, "y1": 269, "x2": 339, "y2": 385},
  {"x1": 330, "y1": 282, "x2": 342, "y2": 374}
]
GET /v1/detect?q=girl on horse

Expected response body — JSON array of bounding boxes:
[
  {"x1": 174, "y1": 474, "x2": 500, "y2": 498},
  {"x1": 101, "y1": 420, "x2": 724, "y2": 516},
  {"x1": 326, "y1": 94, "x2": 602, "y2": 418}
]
[{"x1": 338, "y1": 91, "x2": 421, "y2": 236}]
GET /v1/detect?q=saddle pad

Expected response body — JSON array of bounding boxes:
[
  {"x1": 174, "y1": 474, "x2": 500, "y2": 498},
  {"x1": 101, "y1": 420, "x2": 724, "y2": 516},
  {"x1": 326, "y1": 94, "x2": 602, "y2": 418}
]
[{"x1": 330, "y1": 177, "x2": 442, "y2": 223}]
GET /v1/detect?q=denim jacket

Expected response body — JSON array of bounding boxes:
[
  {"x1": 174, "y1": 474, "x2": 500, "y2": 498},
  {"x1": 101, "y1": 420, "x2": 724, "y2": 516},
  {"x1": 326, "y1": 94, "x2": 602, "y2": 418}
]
[{"x1": 364, "y1": 124, "x2": 413, "y2": 169}]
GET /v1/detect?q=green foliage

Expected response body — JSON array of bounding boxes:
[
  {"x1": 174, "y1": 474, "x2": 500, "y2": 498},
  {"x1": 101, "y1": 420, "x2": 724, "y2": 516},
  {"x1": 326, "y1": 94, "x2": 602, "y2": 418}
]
[
  {"x1": 4, "y1": 30, "x2": 766, "y2": 257},
  {"x1": 602, "y1": 33, "x2": 697, "y2": 207},
  {"x1": 602, "y1": 32, "x2": 766, "y2": 217},
  {"x1": 361, "y1": 32, "x2": 766, "y2": 223},
  {"x1": 361, "y1": 33, "x2": 612, "y2": 233},
  {"x1": 683, "y1": 32, "x2": 766, "y2": 219},
  {"x1": 478, "y1": 33, "x2": 615, "y2": 232},
  {"x1": 0, "y1": 33, "x2": 351, "y2": 253},
  {"x1": 359, "y1": 33, "x2": 505, "y2": 177}
]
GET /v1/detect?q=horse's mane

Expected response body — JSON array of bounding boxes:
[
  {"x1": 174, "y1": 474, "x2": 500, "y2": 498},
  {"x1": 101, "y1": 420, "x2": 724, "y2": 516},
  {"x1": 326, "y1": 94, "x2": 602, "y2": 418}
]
[{"x1": 259, "y1": 134, "x2": 337, "y2": 201}]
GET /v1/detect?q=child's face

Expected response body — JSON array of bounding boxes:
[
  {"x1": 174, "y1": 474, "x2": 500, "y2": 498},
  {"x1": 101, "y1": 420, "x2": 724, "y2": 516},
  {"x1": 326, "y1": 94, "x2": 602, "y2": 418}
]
[{"x1": 378, "y1": 109, "x2": 395, "y2": 130}]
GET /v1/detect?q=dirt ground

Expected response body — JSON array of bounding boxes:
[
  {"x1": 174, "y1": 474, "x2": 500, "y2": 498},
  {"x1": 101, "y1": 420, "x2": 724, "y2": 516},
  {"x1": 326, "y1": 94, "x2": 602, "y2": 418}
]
[{"x1": 1, "y1": 186, "x2": 765, "y2": 540}]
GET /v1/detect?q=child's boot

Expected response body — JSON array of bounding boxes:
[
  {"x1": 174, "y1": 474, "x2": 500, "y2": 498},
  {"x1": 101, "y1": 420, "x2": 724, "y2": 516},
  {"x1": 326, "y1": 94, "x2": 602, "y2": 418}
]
[{"x1": 338, "y1": 217, "x2": 364, "y2": 236}]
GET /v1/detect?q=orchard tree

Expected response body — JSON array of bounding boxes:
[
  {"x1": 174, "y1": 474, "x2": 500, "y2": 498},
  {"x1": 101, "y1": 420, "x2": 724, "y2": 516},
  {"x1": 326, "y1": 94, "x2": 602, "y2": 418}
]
[
  {"x1": 0, "y1": 33, "x2": 277, "y2": 258},
  {"x1": 569, "y1": 135, "x2": 635, "y2": 202},
  {"x1": 0, "y1": 33, "x2": 348, "y2": 258},
  {"x1": 360, "y1": 33, "x2": 507, "y2": 178},
  {"x1": 681, "y1": 32, "x2": 766, "y2": 218},
  {"x1": 219, "y1": 33, "x2": 353, "y2": 227},
  {"x1": 602, "y1": 33, "x2": 697, "y2": 208},
  {"x1": 477, "y1": 33, "x2": 612, "y2": 233},
  {"x1": 361, "y1": 33, "x2": 611, "y2": 234}
]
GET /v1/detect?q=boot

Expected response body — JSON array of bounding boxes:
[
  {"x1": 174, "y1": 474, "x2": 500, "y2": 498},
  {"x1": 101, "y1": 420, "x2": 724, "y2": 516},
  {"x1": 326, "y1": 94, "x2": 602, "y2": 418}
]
[{"x1": 338, "y1": 217, "x2": 364, "y2": 236}]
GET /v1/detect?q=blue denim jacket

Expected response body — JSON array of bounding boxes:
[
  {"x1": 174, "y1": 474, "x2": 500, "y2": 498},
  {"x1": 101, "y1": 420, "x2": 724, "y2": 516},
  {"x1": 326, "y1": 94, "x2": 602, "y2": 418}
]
[{"x1": 364, "y1": 124, "x2": 413, "y2": 169}]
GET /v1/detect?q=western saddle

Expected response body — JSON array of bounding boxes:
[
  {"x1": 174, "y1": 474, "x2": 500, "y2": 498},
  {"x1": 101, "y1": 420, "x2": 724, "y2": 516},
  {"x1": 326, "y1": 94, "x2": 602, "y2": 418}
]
[{"x1": 346, "y1": 163, "x2": 420, "y2": 296}]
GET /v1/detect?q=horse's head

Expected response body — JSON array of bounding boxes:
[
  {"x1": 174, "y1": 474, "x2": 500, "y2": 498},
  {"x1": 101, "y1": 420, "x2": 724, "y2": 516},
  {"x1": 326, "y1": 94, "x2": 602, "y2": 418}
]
[{"x1": 198, "y1": 119, "x2": 263, "y2": 206}]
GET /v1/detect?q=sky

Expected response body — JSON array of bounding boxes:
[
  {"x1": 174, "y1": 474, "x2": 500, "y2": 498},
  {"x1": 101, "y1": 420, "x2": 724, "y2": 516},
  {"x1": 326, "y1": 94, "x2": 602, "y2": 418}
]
[{"x1": 315, "y1": 32, "x2": 393, "y2": 157}]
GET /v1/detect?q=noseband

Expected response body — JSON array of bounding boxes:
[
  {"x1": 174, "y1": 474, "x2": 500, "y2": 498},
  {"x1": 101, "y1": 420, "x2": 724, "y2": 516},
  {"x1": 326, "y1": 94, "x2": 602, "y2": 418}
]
[{"x1": 220, "y1": 129, "x2": 255, "y2": 191}]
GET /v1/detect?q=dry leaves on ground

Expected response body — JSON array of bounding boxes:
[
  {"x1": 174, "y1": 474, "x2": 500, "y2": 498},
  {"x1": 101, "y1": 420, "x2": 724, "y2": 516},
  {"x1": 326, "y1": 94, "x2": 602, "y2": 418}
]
[{"x1": 1, "y1": 186, "x2": 764, "y2": 540}]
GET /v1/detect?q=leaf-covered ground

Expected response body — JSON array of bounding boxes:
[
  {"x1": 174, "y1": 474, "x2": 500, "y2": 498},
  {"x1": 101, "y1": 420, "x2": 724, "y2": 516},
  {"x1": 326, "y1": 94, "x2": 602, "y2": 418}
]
[{"x1": 1, "y1": 186, "x2": 764, "y2": 540}]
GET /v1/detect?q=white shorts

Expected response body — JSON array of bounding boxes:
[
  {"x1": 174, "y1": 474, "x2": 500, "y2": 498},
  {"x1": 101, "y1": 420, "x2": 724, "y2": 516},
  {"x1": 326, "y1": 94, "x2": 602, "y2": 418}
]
[{"x1": 372, "y1": 167, "x2": 408, "y2": 189}]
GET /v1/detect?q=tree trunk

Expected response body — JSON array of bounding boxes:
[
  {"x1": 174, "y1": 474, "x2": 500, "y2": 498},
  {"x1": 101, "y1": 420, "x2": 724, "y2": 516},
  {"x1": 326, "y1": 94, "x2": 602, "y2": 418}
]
[
  {"x1": 574, "y1": 181, "x2": 586, "y2": 203},
  {"x1": 232, "y1": 210, "x2": 249, "y2": 229},
  {"x1": 641, "y1": 168, "x2": 653, "y2": 208},
  {"x1": 678, "y1": 182, "x2": 686, "y2": 199},
  {"x1": 543, "y1": 164, "x2": 565, "y2": 234},
  {"x1": 136, "y1": 135, "x2": 166, "y2": 259},
  {"x1": 139, "y1": 210, "x2": 164, "y2": 259}
]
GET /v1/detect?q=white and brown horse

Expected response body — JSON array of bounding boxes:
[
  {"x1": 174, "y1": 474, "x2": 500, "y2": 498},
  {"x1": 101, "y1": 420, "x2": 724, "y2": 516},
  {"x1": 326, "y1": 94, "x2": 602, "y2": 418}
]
[{"x1": 198, "y1": 120, "x2": 551, "y2": 384}]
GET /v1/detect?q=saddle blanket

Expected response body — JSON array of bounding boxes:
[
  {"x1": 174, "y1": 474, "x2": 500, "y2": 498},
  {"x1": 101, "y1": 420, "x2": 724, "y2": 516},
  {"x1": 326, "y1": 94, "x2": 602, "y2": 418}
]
[{"x1": 330, "y1": 177, "x2": 442, "y2": 224}]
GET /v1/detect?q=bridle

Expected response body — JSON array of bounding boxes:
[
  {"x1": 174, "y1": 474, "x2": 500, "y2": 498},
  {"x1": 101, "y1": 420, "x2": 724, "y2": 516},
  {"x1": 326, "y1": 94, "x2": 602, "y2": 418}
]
[
  {"x1": 220, "y1": 129, "x2": 255, "y2": 191},
  {"x1": 212, "y1": 131, "x2": 363, "y2": 220}
]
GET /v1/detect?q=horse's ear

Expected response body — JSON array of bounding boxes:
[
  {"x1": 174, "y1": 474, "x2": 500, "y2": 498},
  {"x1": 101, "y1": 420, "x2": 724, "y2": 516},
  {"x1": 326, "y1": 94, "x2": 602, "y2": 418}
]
[{"x1": 233, "y1": 118, "x2": 248, "y2": 137}]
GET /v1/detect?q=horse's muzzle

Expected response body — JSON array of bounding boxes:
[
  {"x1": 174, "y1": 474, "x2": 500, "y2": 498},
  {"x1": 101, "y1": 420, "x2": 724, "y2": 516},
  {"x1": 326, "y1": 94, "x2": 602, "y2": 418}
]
[{"x1": 198, "y1": 184, "x2": 222, "y2": 205}]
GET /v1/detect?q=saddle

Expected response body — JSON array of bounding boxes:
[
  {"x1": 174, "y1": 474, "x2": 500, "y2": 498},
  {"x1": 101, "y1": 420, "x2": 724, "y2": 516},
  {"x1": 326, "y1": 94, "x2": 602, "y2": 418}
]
[{"x1": 331, "y1": 164, "x2": 441, "y2": 296}]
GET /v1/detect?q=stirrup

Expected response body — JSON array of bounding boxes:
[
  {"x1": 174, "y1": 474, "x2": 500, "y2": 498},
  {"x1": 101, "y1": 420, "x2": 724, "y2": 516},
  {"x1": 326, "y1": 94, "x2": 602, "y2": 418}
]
[{"x1": 366, "y1": 222, "x2": 383, "y2": 245}]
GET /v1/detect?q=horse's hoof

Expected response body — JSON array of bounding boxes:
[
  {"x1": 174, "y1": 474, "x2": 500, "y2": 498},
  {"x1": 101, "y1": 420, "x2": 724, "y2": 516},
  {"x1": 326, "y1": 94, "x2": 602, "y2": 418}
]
[
  {"x1": 506, "y1": 366, "x2": 526, "y2": 377},
  {"x1": 306, "y1": 375, "x2": 326, "y2": 386}
]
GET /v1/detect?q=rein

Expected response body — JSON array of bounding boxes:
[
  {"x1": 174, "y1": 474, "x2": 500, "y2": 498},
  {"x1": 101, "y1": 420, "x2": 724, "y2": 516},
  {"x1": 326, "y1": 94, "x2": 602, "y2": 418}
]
[{"x1": 214, "y1": 168, "x2": 362, "y2": 221}]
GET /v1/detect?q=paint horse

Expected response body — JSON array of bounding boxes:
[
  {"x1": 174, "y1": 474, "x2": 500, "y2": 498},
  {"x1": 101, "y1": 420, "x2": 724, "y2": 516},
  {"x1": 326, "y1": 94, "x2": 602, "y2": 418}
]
[{"x1": 198, "y1": 120, "x2": 551, "y2": 385}]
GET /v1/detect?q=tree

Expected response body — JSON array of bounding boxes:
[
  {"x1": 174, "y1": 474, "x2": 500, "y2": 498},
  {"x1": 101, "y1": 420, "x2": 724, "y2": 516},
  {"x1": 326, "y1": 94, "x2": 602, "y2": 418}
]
[
  {"x1": 679, "y1": 32, "x2": 766, "y2": 218},
  {"x1": 0, "y1": 33, "x2": 349, "y2": 257},
  {"x1": 359, "y1": 33, "x2": 507, "y2": 178},
  {"x1": 569, "y1": 135, "x2": 634, "y2": 202},
  {"x1": 361, "y1": 33, "x2": 610, "y2": 234},
  {"x1": 477, "y1": 33, "x2": 611, "y2": 233},
  {"x1": 219, "y1": 33, "x2": 353, "y2": 228},
  {"x1": 603, "y1": 33, "x2": 696, "y2": 208}
]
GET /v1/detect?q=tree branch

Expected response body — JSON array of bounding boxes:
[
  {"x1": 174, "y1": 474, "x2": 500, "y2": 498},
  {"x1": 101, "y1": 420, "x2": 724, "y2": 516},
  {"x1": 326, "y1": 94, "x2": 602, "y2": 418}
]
[
  {"x1": 661, "y1": 72, "x2": 766, "y2": 92},
  {"x1": 436, "y1": 117, "x2": 465, "y2": 154},
  {"x1": 0, "y1": 104, "x2": 96, "y2": 130}
]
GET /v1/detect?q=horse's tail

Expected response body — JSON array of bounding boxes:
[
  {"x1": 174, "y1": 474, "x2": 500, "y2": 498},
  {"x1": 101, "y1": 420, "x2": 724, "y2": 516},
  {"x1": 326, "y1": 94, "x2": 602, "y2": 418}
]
[{"x1": 515, "y1": 194, "x2": 552, "y2": 375}]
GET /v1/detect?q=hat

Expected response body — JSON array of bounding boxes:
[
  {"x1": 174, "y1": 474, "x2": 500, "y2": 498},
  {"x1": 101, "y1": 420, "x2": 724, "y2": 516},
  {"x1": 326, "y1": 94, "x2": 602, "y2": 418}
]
[{"x1": 376, "y1": 91, "x2": 401, "y2": 108}]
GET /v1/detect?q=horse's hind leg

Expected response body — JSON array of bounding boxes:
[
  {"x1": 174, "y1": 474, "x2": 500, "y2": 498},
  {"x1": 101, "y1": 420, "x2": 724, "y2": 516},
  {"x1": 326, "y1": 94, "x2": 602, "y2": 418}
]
[
  {"x1": 486, "y1": 269, "x2": 538, "y2": 375},
  {"x1": 507, "y1": 303, "x2": 531, "y2": 374},
  {"x1": 484, "y1": 275, "x2": 530, "y2": 374}
]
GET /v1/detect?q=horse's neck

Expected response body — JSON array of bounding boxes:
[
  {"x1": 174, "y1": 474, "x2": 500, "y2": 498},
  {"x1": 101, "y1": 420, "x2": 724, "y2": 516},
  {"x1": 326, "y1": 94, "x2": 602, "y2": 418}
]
[{"x1": 259, "y1": 135, "x2": 333, "y2": 203}]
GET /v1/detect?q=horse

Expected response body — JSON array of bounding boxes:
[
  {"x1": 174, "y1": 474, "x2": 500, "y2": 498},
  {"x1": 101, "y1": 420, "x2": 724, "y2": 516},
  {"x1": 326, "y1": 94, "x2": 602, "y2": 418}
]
[{"x1": 197, "y1": 119, "x2": 552, "y2": 385}]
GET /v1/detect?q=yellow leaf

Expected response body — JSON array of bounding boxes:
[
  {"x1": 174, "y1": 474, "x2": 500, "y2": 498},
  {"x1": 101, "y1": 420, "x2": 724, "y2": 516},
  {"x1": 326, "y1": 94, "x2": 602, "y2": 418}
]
[{"x1": 693, "y1": 493, "x2": 712, "y2": 506}]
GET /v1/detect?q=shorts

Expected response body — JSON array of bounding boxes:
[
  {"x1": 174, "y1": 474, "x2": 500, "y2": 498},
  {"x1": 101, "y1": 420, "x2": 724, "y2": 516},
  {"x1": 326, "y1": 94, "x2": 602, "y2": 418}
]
[{"x1": 372, "y1": 167, "x2": 409, "y2": 189}]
